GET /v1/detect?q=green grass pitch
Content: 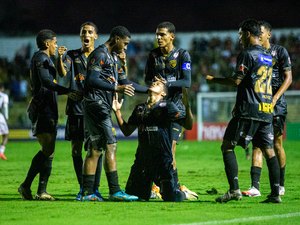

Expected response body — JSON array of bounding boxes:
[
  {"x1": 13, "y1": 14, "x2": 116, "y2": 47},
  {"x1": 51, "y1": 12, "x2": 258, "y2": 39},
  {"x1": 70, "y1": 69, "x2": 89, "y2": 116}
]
[{"x1": 0, "y1": 140, "x2": 300, "y2": 225}]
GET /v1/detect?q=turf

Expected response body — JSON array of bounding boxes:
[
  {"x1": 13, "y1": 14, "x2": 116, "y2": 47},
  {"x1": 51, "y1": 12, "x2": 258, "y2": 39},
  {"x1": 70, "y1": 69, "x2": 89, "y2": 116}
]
[{"x1": 0, "y1": 140, "x2": 300, "y2": 225}]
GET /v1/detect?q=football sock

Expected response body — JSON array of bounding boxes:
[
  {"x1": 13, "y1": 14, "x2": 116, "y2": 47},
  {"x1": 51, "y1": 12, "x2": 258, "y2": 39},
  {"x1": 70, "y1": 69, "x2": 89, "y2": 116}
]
[
  {"x1": 0, "y1": 145, "x2": 5, "y2": 154},
  {"x1": 106, "y1": 171, "x2": 121, "y2": 194},
  {"x1": 72, "y1": 155, "x2": 83, "y2": 187},
  {"x1": 38, "y1": 156, "x2": 53, "y2": 194},
  {"x1": 82, "y1": 174, "x2": 95, "y2": 195},
  {"x1": 251, "y1": 166, "x2": 261, "y2": 190},
  {"x1": 222, "y1": 150, "x2": 239, "y2": 191},
  {"x1": 266, "y1": 156, "x2": 280, "y2": 196},
  {"x1": 172, "y1": 169, "x2": 180, "y2": 188},
  {"x1": 280, "y1": 166, "x2": 286, "y2": 187},
  {"x1": 22, "y1": 150, "x2": 47, "y2": 188},
  {"x1": 94, "y1": 154, "x2": 103, "y2": 192}
]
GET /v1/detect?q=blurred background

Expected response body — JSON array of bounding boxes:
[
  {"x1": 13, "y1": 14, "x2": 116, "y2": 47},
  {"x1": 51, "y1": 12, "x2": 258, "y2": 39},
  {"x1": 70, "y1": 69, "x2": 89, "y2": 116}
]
[{"x1": 0, "y1": 0, "x2": 299, "y2": 140}]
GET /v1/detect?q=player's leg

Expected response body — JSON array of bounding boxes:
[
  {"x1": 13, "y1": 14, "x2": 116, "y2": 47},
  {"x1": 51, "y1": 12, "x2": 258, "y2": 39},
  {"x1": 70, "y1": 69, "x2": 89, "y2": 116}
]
[
  {"x1": 273, "y1": 116, "x2": 286, "y2": 195},
  {"x1": 0, "y1": 115, "x2": 9, "y2": 160},
  {"x1": 242, "y1": 147, "x2": 263, "y2": 197},
  {"x1": 216, "y1": 118, "x2": 245, "y2": 203}
]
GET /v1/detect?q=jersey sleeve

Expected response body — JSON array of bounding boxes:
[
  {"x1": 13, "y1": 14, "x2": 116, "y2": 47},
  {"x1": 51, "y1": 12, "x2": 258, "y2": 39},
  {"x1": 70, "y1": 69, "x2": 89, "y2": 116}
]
[
  {"x1": 86, "y1": 51, "x2": 116, "y2": 91},
  {"x1": 232, "y1": 50, "x2": 252, "y2": 81},
  {"x1": 168, "y1": 50, "x2": 192, "y2": 88},
  {"x1": 167, "y1": 101, "x2": 185, "y2": 121},
  {"x1": 36, "y1": 54, "x2": 70, "y2": 95},
  {"x1": 278, "y1": 46, "x2": 292, "y2": 71}
]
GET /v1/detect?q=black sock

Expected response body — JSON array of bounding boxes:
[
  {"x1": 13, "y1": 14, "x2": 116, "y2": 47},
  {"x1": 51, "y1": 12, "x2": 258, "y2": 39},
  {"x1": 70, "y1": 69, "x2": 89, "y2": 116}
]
[
  {"x1": 82, "y1": 175, "x2": 95, "y2": 195},
  {"x1": 72, "y1": 155, "x2": 83, "y2": 188},
  {"x1": 172, "y1": 169, "x2": 180, "y2": 189},
  {"x1": 223, "y1": 150, "x2": 239, "y2": 191},
  {"x1": 266, "y1": 156, "x2": 280, "y2": 196},
  {"x1": 37, "y1": 157, "x2": 53, "y2": 194},
  {"x1": 106, "y1": 171, "x2": 121, "y2": 195},
  {"x1": 22, "y1": 151, "x2": 47, "y2": 188},
  {"x1": 94, "y1": 154, "x2": 103, "y2": 192},
  {"x1": 280, "y1": 166, "x2": 286, "y2": 187},
  {"x1": 251, "y1": 166, "x2": 261, "y2": 190}
]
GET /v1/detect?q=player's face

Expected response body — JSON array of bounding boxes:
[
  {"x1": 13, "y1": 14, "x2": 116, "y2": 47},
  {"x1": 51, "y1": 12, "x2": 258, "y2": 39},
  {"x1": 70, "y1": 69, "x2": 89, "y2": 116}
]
[
  {"x1": 80, "y1": 25, "x2": 98, "y2": 48},
  {"x1": 47, "y1": 37, "x2": 58, "y2": 56},
  {"x1": 260, "y1": 25, "x2": 271, "y2": 47},
  {"x1": 149, "y1": 81, "x2": 165, "y2": 95},
  {"x1": 156, "y1": 28, "x2": 174, "y2": 49},
  {"x1": 238, "y1": 28, "x2": 249, "y2": 48},
  {"x1": 113, "y1": 36, "x2": 130, "y2": 54}
]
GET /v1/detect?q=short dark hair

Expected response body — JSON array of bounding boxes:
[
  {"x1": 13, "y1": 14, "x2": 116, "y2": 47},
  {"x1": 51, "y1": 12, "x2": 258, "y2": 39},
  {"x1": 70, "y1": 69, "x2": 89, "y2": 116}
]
[
  {"x1": 239, "y1": 19, "x2": 261, "y2": 37},
  {"x1": 157, "y1": 21, "x2": 176, "y2": 34},
  {"x1": 36, "y1": 29, "x2": 56, "y2": 50},
  {"x1": 259, "y1": 20, "x2": 272, "y2": 32},
  {"x1": 109, "y1": 26, "x2": 131, "y2": 39},
  {"x1": 80, "y1": 21, "x2": 98, "y2": 33}
]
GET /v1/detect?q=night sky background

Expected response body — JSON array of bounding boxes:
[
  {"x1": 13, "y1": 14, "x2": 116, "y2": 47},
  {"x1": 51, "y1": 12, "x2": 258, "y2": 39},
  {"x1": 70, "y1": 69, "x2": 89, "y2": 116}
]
[{"x1": 0, "y1": 0, "x2": 299, "y2": 35}]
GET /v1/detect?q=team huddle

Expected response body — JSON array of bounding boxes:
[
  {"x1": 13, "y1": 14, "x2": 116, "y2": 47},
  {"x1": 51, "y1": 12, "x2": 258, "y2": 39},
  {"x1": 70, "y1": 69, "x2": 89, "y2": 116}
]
[{"x1": 17, "y1": 19, "x2": 292, "y2": 204}]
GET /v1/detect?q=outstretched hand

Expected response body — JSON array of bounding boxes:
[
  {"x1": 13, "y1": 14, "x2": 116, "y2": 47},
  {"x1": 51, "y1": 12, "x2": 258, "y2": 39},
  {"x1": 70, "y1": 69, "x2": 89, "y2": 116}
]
[
  {"x1": 68, "y1": 90, "x2": 83, "y2": 101},
  {"x1": 112, "y1": 93, "x2": 124, "y2": 112},
  {"x1": 116, "y1": 84, "x2": 135, "y2": 97}
]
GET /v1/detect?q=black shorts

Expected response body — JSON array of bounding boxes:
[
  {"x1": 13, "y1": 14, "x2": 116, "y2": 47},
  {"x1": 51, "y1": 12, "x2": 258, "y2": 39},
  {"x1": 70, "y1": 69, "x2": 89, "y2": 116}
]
[
  {"x1": 31, "y1": 115, "x2": 57, "y2": 136},
  {"x1": 65, "y1": 115, "x2": 84, "y2": 141},
  {"x1": 273, "y1": 115, "x2": 286, "y2": 136},
  {"x1": 83, "y1": 100, "x2": 116, "y2": 151},
  {"x1": 223, "y1": 117, "x2": 274, "y2": 150}
]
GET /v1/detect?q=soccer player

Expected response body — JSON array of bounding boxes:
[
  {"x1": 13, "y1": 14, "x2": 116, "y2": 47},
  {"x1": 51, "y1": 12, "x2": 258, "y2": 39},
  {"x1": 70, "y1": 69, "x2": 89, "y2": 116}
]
[
  {"x1": 112, "y1": 77, "x2": 194, "y2": 201},
  {"x1": 57, "y1": 22, "x2": 103, "y2": 200},
  {"x1": 82, "y1": 25, "x2": 147, "y2": 201},
  {"x1": 144, "y1": 21, "x2": 198, "y2": 200},
  {"x1": 0, "y1": 83, "x2": 9, "y2": 160},
  {"x1": 206, "y1": 19, "x2": 281, "y2": 203},
  {"x1": 18, "y1": 29, "x2": 79, "y2": 200},
  {"x1": 242, "y1": 20, "x2": 292, "y2": 197}
]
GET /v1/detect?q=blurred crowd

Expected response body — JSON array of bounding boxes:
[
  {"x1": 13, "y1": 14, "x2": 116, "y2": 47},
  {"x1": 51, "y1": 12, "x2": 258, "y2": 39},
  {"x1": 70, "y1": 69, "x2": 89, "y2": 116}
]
[{"x1": 0, "y1": 32, "x2": 300, "y2": 106}]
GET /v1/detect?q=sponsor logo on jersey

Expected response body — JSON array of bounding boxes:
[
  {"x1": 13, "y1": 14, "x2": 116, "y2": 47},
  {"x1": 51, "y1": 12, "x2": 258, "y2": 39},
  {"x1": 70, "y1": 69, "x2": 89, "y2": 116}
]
[
  {"x1": 182, "y1": 62, "x2": 191, "y2": 70},
  {"x1": 145, "y1": 126, "x2": 158, "y2": 131},
  {"x1": 259, "y1": 54, "x2": 272, "y2": 66},
  {"x1": 75, "y1": 73, "x2": 85, "y2": 81},
  {"x1": 169, "y1": 60, "x2": 177, "y2": 68}
]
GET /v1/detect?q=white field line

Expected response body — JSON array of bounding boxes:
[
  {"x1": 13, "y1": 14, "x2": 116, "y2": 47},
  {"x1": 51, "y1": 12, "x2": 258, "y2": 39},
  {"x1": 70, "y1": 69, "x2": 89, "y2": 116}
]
[{"x1": 174, "y1": 212, "x2": 300, "y2": 225}]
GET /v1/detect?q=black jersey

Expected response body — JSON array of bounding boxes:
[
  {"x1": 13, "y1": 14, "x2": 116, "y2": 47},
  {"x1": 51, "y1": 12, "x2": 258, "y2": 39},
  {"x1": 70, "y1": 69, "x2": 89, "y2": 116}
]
[
  {"x1": 269, "y1": 44, "x2": 292, "y2": 116},
  {"x1": 128, "y1": 100, "x2": 185, "y2": 165},
  {"x1": 232, "y1": 45, "x2": 273, "y2": 123},
  {"x1": 84, "y1": 44, "x2": 123, "y2": 110},
  {"x1": 30, "y1": 51, "x2": 69, "y2": 119},
  {"x1": 145, "y1": 47, "x2": 191, "y2": 102},
  {"x1": 63, "y1": 49, "x2": 87, "y2": 115}
]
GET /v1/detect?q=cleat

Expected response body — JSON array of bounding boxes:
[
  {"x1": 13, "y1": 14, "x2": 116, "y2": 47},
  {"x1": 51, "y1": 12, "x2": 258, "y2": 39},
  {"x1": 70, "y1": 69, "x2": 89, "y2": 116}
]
[
  {"x1": 81, "y1": 193, "x2": 103, "y2": 202},
  {"x1": 35, "y1": 192, "x2": 55, "y2": 201},
  {"x1": 109, "y1": 190, "x2": 138, "y2": 202},
  {"x1": 0, "y1": 153, "x2": 7, "y2": 160},
  {"x1": 94, "y1": 189, "x2": 104, "y2": 201},
  {"x1": 150, "y1": 184, "x2": 162, "y2": 199},
  {"x1": 242, "y1": 186, "x2": 261, "y2": 197},
  {"x1": 75, "y1": 189, "x2": 83, "y2": 201},
  {"x1": 18, "y1": 184, "x2": 33, "y2": 200},
  {"x1": 279, "y1": 186, "x2": 285, "y2": 196},
  {"x1": 216, "y1": 190, "x2": 242, "y2": 203},
  {"x1": 180, "y1": 185, "x2": 198, "y2": 200},
  {"x1": 261, "y1": 194, "x2": 282, "y2": 203}
]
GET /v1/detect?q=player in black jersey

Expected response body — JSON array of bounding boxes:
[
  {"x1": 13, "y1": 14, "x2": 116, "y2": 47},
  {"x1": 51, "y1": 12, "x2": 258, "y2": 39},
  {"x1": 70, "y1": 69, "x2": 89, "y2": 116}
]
[
  {"x1": 242, "y1": 21, "x2": 292, "y2": 198},
  {"x1": 18, "y1": 29, "x2": 79, "y2": 200},
  {"x1": 112, "y1": 78, "x2": 194, "y2": 201},
  {"x1": 57, "y1": 22, "x2": 104, "y2": 201},
  {"x1": 82, "y1": 26, "x2": 147, "y2": 201},
  {"x1": 206, "y1": 19, "x2": 281, "y2": 203},
  {"x1": 144, "y1": 21, "x2": 198, "y2": 200}
]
